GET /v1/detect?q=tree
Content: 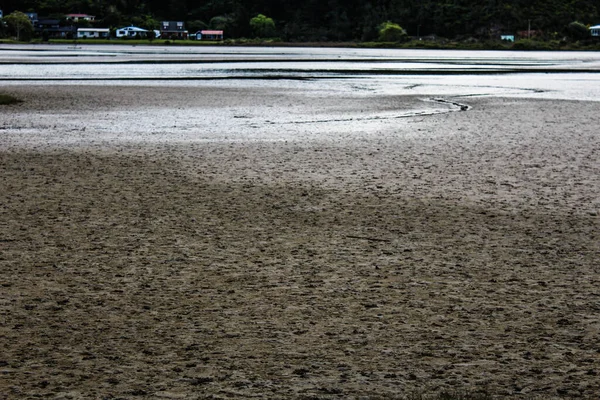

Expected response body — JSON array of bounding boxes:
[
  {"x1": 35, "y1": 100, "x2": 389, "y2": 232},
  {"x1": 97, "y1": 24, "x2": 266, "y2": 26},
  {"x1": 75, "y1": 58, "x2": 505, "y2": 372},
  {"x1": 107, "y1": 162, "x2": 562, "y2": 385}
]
[
  {"x1": 186, "y1": 20, "x2": 209, "y2": 35},
  {"x1": 132, "y1": 15, "x2": 160, "y2": 32},
  {"x1": 567, "y1": 21, "x2": 589, "y2": 41},
  {"x1": 4, "y1": 11, "x2": 34, "y2": 41},
  {"x1": 378, "y1": 21, "x2": 407, "y2": 42},
  {"x1": 210, "y1": 15, "x2": 234, "y2": 31},
  {"x1": 0, "y1": 18, "x2": 7, "y2": 39},
  {"x1": 250, "y1": 14, "x2": 276, "y2": 38},
  {"x1": 100, "y1": 6, "x2": 126, "y2": 29}
]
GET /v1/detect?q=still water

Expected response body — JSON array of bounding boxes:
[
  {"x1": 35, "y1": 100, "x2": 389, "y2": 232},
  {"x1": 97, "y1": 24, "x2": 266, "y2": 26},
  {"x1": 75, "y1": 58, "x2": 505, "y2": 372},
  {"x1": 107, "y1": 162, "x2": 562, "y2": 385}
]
[{"x1": 1, "y1": 44, "x2": 600, "y2": 102}]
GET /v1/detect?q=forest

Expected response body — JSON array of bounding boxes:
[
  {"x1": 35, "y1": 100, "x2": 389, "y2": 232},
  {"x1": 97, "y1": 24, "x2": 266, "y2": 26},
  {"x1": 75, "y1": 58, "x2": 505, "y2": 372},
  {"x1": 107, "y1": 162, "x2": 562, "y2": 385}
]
[{"x1": 1, "y1": 0, "x2": 599, "y2": 42}]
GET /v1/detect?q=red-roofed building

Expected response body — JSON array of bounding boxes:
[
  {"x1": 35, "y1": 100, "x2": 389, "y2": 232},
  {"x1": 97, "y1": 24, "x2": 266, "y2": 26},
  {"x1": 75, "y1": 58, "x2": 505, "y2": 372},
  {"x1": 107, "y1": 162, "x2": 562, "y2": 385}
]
[
  {"x1": 195, "y1": 30, "x2": 224, "y2": 40},
  {"x1": 518, "y1": 29, "x2": 542, "y2": 39}
]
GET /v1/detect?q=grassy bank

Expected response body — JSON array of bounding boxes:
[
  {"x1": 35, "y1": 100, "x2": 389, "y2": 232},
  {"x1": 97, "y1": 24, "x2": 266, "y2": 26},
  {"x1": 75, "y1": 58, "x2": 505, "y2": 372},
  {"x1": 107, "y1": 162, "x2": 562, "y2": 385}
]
[
  {"x1": 47, "y1": 38, "x2": 225, "y2": 46},
  {"x1": 73, "y1": 37, "x2": 600, "y2": 51},
  {"x1": 356, "y1": 38, "x2": 600, "y2": 51},
  {"x1": 2, "y1": 36, "x2": 599, "y2": 51}
]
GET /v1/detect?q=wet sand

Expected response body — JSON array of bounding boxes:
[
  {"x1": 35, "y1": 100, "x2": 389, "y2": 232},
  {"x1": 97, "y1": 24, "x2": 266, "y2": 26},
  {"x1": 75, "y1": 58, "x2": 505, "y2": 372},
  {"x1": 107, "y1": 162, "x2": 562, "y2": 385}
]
[{"x1": 1, "y1": 84, "x2": 599, "y2": 399}]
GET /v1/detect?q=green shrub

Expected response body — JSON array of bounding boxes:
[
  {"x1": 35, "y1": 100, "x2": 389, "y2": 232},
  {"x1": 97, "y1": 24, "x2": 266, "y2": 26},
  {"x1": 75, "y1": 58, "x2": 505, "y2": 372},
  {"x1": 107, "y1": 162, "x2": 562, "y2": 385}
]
[
  {"x1": 567, "y1": 21, "x2": 590, "y2": 41},
  {"x1": 378, "y1": 21, "x2": 407, "y2": 42},
  {"x1": 512, "y1": 39, "x2": 553, "y2": 50},
  {"x1": 250, "y1": 14, "x2": 277, "y2": 38}
]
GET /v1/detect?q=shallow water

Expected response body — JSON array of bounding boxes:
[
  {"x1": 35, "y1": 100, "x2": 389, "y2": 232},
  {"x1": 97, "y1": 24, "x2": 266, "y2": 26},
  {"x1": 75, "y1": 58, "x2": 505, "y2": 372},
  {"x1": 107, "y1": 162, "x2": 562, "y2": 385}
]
[{"x1": 1, "y1": 44, "x2": 600, "y2": 101}]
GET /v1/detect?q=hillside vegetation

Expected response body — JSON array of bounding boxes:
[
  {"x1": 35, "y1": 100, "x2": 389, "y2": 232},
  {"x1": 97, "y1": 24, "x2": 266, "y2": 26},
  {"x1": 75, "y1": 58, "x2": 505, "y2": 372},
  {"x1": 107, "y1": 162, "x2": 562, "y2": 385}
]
[{"x1": 1, "y1": 0, "x2": 599, "y2": 43}]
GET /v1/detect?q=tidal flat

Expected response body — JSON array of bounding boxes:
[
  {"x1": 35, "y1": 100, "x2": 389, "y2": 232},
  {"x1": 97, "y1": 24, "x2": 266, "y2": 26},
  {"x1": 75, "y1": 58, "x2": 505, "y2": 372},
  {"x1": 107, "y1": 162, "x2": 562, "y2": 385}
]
[{"x1": 1, "y1": 46, "x2": 599, "y2": 399}]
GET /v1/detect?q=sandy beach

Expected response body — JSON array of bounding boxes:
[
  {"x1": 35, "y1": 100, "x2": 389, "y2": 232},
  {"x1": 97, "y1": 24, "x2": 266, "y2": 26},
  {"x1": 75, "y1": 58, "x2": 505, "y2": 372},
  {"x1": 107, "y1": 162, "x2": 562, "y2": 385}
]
[{"x1": 1, "y1": 84, "x2": 599, "y2": 399}]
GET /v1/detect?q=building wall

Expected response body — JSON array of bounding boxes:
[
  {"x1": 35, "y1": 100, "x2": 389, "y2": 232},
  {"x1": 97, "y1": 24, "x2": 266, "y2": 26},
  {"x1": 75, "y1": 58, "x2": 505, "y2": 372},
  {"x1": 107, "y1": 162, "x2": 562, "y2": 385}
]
[{"x1": 77, "y1": 29, "x2": 109, "y2": 38}]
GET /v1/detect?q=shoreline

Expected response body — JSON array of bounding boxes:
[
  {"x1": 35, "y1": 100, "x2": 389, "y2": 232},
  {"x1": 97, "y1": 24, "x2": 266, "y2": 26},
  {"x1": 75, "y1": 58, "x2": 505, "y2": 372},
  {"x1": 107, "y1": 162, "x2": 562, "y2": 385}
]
[{"x1": 2, "y1": 38, "x2": 600, "y2": 52}]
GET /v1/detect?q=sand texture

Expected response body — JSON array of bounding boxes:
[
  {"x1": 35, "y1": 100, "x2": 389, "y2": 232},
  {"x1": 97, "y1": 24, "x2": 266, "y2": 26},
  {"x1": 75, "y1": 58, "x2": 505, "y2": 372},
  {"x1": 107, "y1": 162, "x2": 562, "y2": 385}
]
[{"x1": 1, "y1": 85, "x2": 599, "y2": 399}]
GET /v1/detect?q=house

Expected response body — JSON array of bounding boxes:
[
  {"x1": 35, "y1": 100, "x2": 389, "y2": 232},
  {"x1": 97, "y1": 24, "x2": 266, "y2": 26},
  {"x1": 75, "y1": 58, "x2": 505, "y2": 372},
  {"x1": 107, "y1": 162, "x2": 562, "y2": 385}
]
[
  {"x1": 590, "y1": 25, "x2": 600, "y2": 37},
  {"x1": 35, "y1": 18, "x2": 60, "y2": 33},
  {"x1": 518, "y1": 29, "x2": 543, "y2": 39},
  {"x1": 77, "y1": 28, "x2": 110, "y2": 39},
  {"x1": 35, "y1": 18, "x2": 77, "y2": 39},
  {"x1": 66, "y1": 14, "x2": 95, "y2": 22},
  {"x1": 195, "y1": 30, "x2": 224, "y2": 41},
  {"x1": 500, "y1": 34, "x2": 515, "y2": 42},
  {"x1": 116, "y1": 26, "x2": 152, "y2": 38},
  {"x1": 25, "y1": 12, "x2": 38, "y2": 24},
  {"x1": 160, "y1": 21, "x2": 188, "y2": 39}
]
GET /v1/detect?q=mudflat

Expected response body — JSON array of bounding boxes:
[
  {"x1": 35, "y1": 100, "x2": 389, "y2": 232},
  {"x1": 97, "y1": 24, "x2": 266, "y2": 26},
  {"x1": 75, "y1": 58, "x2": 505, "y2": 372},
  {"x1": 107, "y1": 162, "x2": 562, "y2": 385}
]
[{"x1": 1, "y1": 84, "x2": 599, "y2": 399}]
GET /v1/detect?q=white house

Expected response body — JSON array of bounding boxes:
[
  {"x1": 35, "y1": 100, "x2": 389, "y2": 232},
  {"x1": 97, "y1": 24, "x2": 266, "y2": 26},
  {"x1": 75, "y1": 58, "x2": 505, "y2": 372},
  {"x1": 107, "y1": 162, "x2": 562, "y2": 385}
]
[
  {"x1": 77, "y1": 28, "x2": 110, "y2": 38},
  {"x1": 66, "y1": 14, "x2": 95, "y2": 22},
  {"x1": 116, "y1": 26, "x2": 152, "y2": 38},
  {"x1": 590, "y1": 25, "x2": 600, "y2": 37}
]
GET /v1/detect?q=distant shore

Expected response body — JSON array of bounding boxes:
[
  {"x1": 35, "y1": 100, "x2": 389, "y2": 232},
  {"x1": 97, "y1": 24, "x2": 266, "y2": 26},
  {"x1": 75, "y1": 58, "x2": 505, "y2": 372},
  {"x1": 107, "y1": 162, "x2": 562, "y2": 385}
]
[{"x1": 2, "y1": 36, "x2": 600, "y2": 51}]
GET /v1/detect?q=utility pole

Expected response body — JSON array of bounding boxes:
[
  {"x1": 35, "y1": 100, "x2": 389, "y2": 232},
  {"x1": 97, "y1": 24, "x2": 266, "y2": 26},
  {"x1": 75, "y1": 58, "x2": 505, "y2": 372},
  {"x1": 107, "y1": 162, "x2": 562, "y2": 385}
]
[
  {"x1": 16, "y1": 19, "x2": 22, "y2": 41},
  {"x1": 528, "y1": 19, "x2": 531, "y2": 39}
]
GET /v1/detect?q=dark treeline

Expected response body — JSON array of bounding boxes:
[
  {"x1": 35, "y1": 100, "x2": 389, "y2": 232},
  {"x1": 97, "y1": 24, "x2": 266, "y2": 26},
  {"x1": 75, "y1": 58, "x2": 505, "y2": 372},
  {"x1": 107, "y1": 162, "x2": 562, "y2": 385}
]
[{"x1": 2, "y1": 0, "x2": 599, "y2": 41}]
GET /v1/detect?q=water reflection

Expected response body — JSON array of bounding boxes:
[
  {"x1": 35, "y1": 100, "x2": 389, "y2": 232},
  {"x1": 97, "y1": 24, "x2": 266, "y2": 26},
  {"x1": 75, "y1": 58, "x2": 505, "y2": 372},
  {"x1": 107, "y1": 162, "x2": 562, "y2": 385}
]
[{"x1": 1, "y1": 44, "x2": 600, "y2": 101}]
